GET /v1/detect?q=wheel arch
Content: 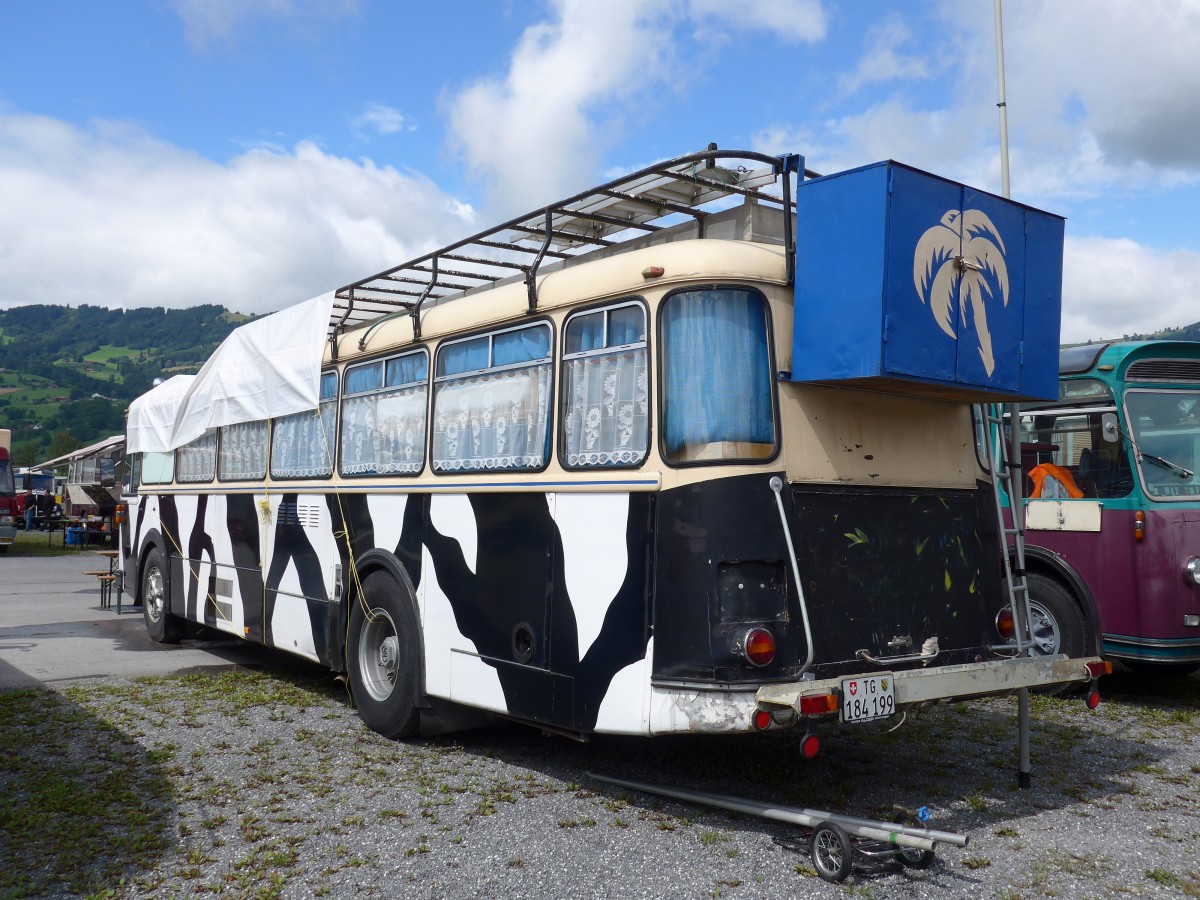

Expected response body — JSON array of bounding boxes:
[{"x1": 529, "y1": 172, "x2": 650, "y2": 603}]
[
  {"x1": 1020, "y1": 546, "x2": 1103, "y2": 657},
  {"x1": 342, "y1": 548, "x2": 428, "y2": 706}
]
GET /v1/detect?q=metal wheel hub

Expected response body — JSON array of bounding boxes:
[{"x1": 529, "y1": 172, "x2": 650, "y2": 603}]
[
  {"x1": 358, "y1": 609, "x2": 400, "y2": 702},
  {"x1": 1028, "y1": 600, "x2": 1061, "y2": 655}
]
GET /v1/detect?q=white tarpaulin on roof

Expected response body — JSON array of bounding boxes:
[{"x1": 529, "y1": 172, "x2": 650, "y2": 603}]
[
  {"x1": 126, "y1": 375, "x2": 196, "y2": 453},
  {"x1": 126, "y1": 291, "x2": 335, "y2": 453}
]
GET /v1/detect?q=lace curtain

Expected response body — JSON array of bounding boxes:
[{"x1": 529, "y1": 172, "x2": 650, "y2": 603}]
[
  {"x1": 341, "y1": 385, "x2": 428, "y2": 476},
  {"x1": 219, "y1": 421, "x2": 267, "y2": 480},
  {"x1": 563, "y1": 349, "x2": 648, "y2": 467},
  {"x1": 270, "y1": 401, "x2": 336, "y2": 478},
  {"x1": 176, "y1": 431, "x2": 216, "y2": 483},
  {"x1": 431, "y1": 364, "x2": 551, "y2": 471}
]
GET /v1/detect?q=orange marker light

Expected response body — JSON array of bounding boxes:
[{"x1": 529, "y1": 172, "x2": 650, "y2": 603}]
[{"x1": 1134, "y1": 510, "x2": 1146, "y2": 542}]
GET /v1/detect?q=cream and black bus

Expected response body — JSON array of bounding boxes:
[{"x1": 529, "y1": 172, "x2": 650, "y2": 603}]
[{"x1": 120, "y1": 148, "x2": 1104, "y2": 743}]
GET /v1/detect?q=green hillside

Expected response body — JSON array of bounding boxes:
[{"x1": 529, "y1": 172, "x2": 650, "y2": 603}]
[{"x1": 0, "y1": 304, "x2": 251, "y2": 464}]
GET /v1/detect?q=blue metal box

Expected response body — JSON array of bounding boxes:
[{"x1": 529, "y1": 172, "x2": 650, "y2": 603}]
[{"x1": 789, "y1": 161, "x2": 1064, "y2": 401}]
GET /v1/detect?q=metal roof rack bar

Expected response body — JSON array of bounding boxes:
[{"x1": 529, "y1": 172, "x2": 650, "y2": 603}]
[{"x1": 330, "y1": 146, "x2": 806, "y2": 341}]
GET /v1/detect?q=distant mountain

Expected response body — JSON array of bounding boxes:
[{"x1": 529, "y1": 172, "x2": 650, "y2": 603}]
[{"x1": 0, "y1": 304, "x2": 250, "y2": 464}]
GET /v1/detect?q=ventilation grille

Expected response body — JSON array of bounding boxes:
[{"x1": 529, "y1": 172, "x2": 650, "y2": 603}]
[{"x1": 1126, "y1": 358, "x2": 1200, "y2": 383}]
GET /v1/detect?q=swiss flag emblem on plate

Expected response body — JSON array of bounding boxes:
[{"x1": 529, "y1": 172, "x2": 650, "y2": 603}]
[{"x1": 848, "y1": 681, "x2": 858, "y2": 696}]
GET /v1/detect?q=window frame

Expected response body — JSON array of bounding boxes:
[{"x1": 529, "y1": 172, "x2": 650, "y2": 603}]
[
  {"x1": 217, "y1": 420, "x2": 269, "y2": 483},
  {"x1": 656, "y1": 284, "x2": 781, "y2": 469},
  {"x1": 431, "y1": 319, "x2": 555, "y2": 475},
  {"x1": 339, "y1": 348, "x2": 430, "y2": 478},
  {"x1": 269, "y1": 370, "x2": 339, "y2": 481},
  {"x1": 558, "y1": 297, "x2": 651, "y2": 471},
  {"x1": 175, "y1": 430, "x2": 217, "y2": 484}
]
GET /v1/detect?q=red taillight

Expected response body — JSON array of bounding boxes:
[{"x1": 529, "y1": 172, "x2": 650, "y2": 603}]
[
  {"x1": 800, "y1": 733, "x2": 821, "y2": 759},
  {"x1": 1086, "y1": 660, "x2": 1112, "y2": 678},
  {"x1": 742, "y1": 628, "x2": 776, "y2": 667},
  {"x1": 798, "y1": 693, "x2": 839, "y2": 716},
  {"x1": 996, "y1": 607, "x2": 1016, "y2": 640},
  {"x1": 752, "y1": 708, "x2": 773, "y2": 731},
  {"x1": 1134, "y1": 510, "x2": 1146, "y2": 542}
]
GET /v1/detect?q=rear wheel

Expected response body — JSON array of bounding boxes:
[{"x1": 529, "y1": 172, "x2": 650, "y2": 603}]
[
  {"x1": 347, "y1": 571, "x2": 421, "y2": 739},
  {"x1": 141, "y1": 547, "x2": 182, "y2": 643}
]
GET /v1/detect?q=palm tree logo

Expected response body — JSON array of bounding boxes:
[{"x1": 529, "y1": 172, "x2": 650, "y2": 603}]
[{"x1": 912, "y1": 209, "x2": 1010, "y2": 377}]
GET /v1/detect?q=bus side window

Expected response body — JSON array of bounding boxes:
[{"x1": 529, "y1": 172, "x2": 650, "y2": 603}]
[
  {"x1": 561, "y1": 302, "x2": 648, "y2": 469},
  {"x1": 340, "y1": 351, "x2": 428, "y2": 477},
  {"x1": 219, "y1": 421, "x2": 268, "y2": 481},
  {"x1": 431, "y1": 323, "x2": 553, "y2": 473},
  {"x1": 270, "y1": 371, "x2": 337, "y2": 479},
  {"x1": 176, "y1": 431, "x2": 217, "y2": 484}
]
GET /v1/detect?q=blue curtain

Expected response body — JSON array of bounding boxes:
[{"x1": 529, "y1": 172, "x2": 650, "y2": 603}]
[
  {"x1": 608, "y1": 306, "x2": 644, "y2": 346},
  {"x1": 662, "y1": 290, "x2": 774, "y2": 454},
  {"x1": 386, "y1": 353, "x2": 428, "y2": 387},
  {"x1": 566, "y1": 312, "x2": 604, "y2": 354},
  {"x1": 440, "y1": 336, "x2": 490, "y2": 376},
  {"x1": 493, "y1": 325, "x2": 550, "y2": 366},
  {"x1": 319, "y1": 372, "x2": 338, "y2": 401},
  {"x1": 345, "y1": 362, "x2": 382, "y2": 395}
]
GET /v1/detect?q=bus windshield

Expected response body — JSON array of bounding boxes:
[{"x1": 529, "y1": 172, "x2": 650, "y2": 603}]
[{"x1": 1125, "y1": 389, "x2": 1200, "y2": 499}]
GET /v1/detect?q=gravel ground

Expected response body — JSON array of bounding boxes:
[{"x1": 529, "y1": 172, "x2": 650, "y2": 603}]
[{"x1": 3, "y1": 657, "x2": 1198, "y2": 899}]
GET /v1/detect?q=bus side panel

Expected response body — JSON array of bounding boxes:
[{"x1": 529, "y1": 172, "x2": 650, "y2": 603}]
[
  {"x1": 420, "y1": 490, "x2": 653, "y2": 733},
  {"x1": 261, "y1": 493, "x2": 337, "y2": 666},
  {"x1": 1027, "y1": 507, "x2": 1200, "y2": 663}
]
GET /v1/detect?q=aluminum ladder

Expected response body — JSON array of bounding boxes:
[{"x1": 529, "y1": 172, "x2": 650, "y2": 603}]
[{"x1": 981, "y1": 401, "x2": 1038, "y2": 786}]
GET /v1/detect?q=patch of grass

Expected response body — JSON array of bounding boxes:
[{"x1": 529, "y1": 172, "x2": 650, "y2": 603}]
[{"x1": 0, "y1": 689, "x2": 175, "y2": 897}]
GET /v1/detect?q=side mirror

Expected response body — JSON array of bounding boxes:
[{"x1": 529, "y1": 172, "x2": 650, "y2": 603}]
[{"x1": 1102, "y1": 412, "x2": 1120, "y2": 443}]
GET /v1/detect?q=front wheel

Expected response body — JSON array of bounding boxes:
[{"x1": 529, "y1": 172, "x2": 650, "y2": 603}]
[
  {"x1": 141, "y1": 547, "x2": 182, "y2": 644},
  {"x1": 347, "y1": 571, "x2": 421, "y2": 739},
  {"x1": 1022, "y1": 573, "x2": 1086, "y2": 659}
]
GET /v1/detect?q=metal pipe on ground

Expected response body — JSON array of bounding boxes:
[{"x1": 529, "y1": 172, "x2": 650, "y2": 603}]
[{"x1": 588, "y1": 773, "x2": 968, "y2": 852}]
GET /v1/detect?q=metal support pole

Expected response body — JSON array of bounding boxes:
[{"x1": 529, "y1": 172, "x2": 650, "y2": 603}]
[{"x1": 1008, "y1": 400, "x2": 1032, "y2": 788}]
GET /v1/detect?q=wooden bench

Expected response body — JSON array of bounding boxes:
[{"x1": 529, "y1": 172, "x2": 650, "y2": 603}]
[{"x1": 82, "y1": 571, "x2": 119, "y2": 612}]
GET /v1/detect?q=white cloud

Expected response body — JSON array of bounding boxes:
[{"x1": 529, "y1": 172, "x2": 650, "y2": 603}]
[
  {"x1": 351, "y1": 103, "x2": 408, "y2": 137},
  {"x1": 0, "y1": 112, "x2": 474, "y2": 316},
  {"x1": 169, "y1": 0, "x2": 360, "y2": 47},
  {"x1": 445, "y1": 0, "x2": 679, "y2": 217},
  {"x1": 688, "y1": 0, "x2": 827, "y2": 43},
  {"x1": 836, "y1": 16, "x2": 931, "y2": 97},
  {"x1": 1061, "y1": 236, "x2": 1200, "y2": 342}
]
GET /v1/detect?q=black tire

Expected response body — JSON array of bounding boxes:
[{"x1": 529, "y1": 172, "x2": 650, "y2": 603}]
[
  {"x1": 347, "y1": 570, "x2": 421, "y2": 739},
  {"x1": 0, "y1": 545, "x2": 8, "y2": 555},
  {"x1": 810, "y1": 821, "x2": 853, "y2": 883},
  {"x1": 1022, "y1": 573, "x2": 1086, "y2": 659},
  {"x1": 141, "y1": 546, "x2": 182, "y2": 643},
  {"x1": 893, "y1": 813, "x2": 935, "y2": 869}
]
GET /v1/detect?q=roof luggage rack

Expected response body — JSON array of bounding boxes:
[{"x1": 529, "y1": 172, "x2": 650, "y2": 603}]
[{"x1": 330, "y1": 145, "x2": 813, "y2": 355}]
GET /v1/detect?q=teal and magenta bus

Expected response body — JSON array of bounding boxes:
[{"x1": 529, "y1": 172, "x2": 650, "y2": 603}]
[{"x1": 995, "y1": 341, "x2": 1200, "y2": 674}]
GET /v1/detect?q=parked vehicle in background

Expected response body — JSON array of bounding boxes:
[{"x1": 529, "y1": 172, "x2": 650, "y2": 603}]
[
  {"x1": 14, "y1": 466, "x2": 61, "y2": 530},
  {"x1": 988, "y1": 341, "x2": 1200, "y2": 675},
  {"x1": 120, "y1": 148, "x2": 1104, "y2": 744},
  {"x1": 0, "y1": 429, "x2": 16, "y2": 552},
  {"x1": 39, "y1": 434, "x2": 124, "y2": 544}
]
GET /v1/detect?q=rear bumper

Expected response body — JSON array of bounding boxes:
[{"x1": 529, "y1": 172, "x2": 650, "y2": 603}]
[
  {"x1": 0, "y1": 526, "x2": 16, "y2": 545},
  {"x1": 756, "y1": 654, "x2": 1103, "y2": 716}
]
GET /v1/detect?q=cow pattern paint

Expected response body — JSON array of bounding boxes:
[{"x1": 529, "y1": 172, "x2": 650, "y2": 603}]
[{"x1": 127, "y1": 488, "x2": 657, "y2": 734}]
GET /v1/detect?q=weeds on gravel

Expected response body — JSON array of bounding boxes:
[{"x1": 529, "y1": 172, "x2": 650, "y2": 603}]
[{"x1": 0, "y1": 688, "x2": 175, "y2": 897}]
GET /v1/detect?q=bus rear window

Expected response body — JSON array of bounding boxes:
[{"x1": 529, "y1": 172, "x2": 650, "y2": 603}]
[{"x1": 661, "y1": 288, "x2": 776, "y2": 465}]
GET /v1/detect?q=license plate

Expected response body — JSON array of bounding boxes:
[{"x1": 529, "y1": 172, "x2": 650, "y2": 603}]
[{"x1": 840, "y1": 674, "x2": 896, "y2": 723}]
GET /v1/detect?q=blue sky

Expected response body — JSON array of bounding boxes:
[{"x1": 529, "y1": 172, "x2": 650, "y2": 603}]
[{"x1": 2, "y1": 0, "x2": 1199, "y2": 342}]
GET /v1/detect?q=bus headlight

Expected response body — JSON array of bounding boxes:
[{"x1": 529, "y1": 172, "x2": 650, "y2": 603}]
[{"x1": 1185, "y1": 557, "x2": 1200, "y2": 587}]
